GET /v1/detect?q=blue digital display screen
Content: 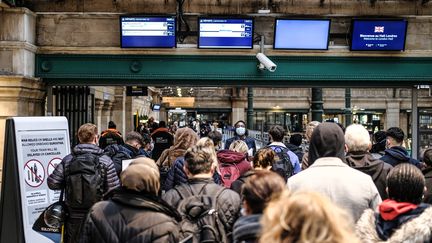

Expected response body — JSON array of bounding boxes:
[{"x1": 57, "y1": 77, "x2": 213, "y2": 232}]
[
  {"x1": 198, "y1": 18, "x2": 254, "y2": 49},
  {"x1": 120, "y1": 16, "x2": 176, "y2": 48},
  {"x1": 351, "y1": 20, "x2": 407, "y2": 51},
  {"x1": 274, "y1": 19, "x2": 330, "y2": 50}
]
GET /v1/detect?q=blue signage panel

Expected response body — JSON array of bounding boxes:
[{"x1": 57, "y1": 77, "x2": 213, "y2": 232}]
[
  {"x1": 274, "y1": 19, "x2": 330, "y2": 50},
  {"x1": 351, "y1": 19, "x2": 408, "y2": 51},
  {"x1": 198, "y1": 18, "x2": 254, "y2": 49},
  {"x1": 120, "y1": 16, "x2": 176, "y2": 48}
]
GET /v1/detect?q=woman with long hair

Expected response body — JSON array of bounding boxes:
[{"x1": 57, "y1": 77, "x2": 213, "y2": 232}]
[
  {"x1": 156, "y1": 127, "x2": 199, "y2": 189},
  {"x1": 260, "y1": 190, "x2": 359, "y2": 243}
]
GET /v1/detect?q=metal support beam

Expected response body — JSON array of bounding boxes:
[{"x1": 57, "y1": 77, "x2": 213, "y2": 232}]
[
  {"x1": 412, "y1": 87, "x2": 418, "y2": 159},
  {"x1": 345, "y1": 88, "x2": 352, "y2": 127},
  {"x1": 311, "y1": 88, "x2": 323, "y2": 122},
  {"x1": 247, "y1": 87, "x2": 254, "y2": 130}
]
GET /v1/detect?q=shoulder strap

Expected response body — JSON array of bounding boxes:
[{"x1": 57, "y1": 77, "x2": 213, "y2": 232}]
[{"x1": 174, "y1": 184, "x2": 193, "y2": 200}]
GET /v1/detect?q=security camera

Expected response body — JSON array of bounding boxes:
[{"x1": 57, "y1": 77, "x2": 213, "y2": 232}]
[{"x1": 256, "y1": 53, "x2": 277, "y2": 72}]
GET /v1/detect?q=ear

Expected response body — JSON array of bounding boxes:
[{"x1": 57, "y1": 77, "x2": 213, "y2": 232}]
[
  {"x1": 386, "y1": 187, "x2": 389, "y2": 197},
  {"x1": 183, "y1": 164, "x2": 192, "y2": 178},
  {"x1": 344, "y1": 144, "x2": 349, "y2": 153},
  {"x1": 368, "y1": 142, "x2": 372, "y2": 151}
]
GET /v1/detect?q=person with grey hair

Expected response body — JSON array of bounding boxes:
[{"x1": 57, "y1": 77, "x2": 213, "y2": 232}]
[
  {"x1": 345, "y1": 124, "x2": 393, "y2": 200},
  {"x1": 79, "y1": 157, "x2": 181, "y2": 243},
  {"x1": 288, "y1": 122, "x2": 381, "y2": 223}
]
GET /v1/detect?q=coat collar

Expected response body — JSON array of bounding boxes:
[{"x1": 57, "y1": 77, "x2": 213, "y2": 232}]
[{"x1": 309, "y1": 157, "x2": 349, "y2": 168}]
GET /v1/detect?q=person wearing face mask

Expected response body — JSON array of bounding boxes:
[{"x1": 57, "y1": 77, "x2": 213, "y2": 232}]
[{"x1": 224, "y1": 120, "x2": 256, "y2": 156}]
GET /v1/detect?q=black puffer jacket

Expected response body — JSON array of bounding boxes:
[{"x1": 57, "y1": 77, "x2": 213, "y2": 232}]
[
  {"x1": 79, "y1": 189, "x2": 181, "y2": 243},
  {"x1": 162, "y1": 178, "x2": 241, "y2": 236},
  {"x1": 47, "y1": 143, "x2": 120, "y2": 243},
  {"x1": 48, "y1": 143, "x2": 120, "y2": 192}
]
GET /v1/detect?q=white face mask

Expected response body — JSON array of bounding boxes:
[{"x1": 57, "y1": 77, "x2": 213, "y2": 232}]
[{"x1": 236, "y1": 127, "x2": 246, "y2": 136}]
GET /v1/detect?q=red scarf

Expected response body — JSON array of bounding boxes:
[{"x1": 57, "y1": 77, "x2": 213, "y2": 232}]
[{"x1": 379, "y1": 199, "x2": 418, "y2": 221}]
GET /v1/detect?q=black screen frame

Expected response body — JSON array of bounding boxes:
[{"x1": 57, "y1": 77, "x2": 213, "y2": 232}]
[
  {"x1": 349, "y1": 18, "x2": 408, "y2": 52},
  {"x1": 197, "y1": 16, "x2": 255, "y2": 49},
  {"x1": 273, "y1": 18, "x2": 331, "y2": 50},
  {"x1": 119, "y1": 15, "x2": 177, "y2": 48}
]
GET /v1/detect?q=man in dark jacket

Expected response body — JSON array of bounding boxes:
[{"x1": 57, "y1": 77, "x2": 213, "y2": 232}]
[
  {"x1": 162, "y1": 145, "x2": 241, "y2": 239},
  {"x1": 151, "y1": 121, "x2": 174, "y2": 161},
  {"x1": 286, "y1": 133, "x2": 304, "y2": 163},
  {"x1": 224, "y1": 120, "x2": 256, "y2": 155},
  {"x1": 98, "y1": 121, "x2": 124, "y2": 149},
  {"x1": 48, "y1": 123, "x2": 120, "y2": 243},
  {"x1": 79, "y1": 157, "x2": 181, "y2": 243},
  {"x1": 380, "y1": 127, "x2": 421, "y2": 168},
  {"x1": 104, "y1": 131, "x2": 146, "y2": 176},
  {"x1": 344, "y1": 124, "x2": 393, "y2": 200}
]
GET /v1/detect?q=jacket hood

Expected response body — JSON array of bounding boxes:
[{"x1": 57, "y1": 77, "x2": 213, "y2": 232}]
[
  {"x1": 111, "y1": 188, "x2": 181, "y2": 221},
  {"x1": 308, "y1": 123, "x2": 346, "y2": 165},
  {"x1": 345, "y1": 152, "x2": 385, "y2": 181},
  {"x1": 378, "y1": 199, "x2": 419, "y2": 221},
  {"x1": 384, "y1": 146, "x2": 411, "y2": 162},
  {"x1": 217, "y1": 150, "x2": 247, "y2": 164},
  {"x1": 356, "y1": 206, "x2": 432, "y2": 243}
]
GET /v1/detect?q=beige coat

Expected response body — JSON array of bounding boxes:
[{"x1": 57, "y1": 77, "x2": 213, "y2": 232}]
[{"x1": 288, "y1": 157, "x2": 382, "y2": 223}]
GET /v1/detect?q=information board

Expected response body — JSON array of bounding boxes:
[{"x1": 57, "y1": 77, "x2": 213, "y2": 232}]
[
  {"x1": 120, "y1": 16, "x2": 176, "y2": 48},
  {"x1": 198, "y1": 18, "x2": 254, "y2": 49},
  {"x1": 274, "y1": 19, "x2": 330, "y2": 50},
  {"x1": 0, "y1": 117, "x2": 70, "y2": 243},
  {"x1": 350, "y1": 19, "x2": 408, "y2": 51}
]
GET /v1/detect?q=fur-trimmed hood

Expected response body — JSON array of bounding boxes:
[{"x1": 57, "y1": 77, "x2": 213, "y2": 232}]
[{"x1": 356, "y1": 207, "x2": 432, "y2": 243}]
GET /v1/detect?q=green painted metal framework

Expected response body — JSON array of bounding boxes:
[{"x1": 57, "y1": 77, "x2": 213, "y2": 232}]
[{"x1": 36, "y1": 54, "x2": 432, "y2": 87}]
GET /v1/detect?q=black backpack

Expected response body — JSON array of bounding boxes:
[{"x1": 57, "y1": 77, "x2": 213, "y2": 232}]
[
  {"x1": 65, "y1": 153, "x2": 105, "y2": 209},
  {"x1": 267, "y1": 145, "x2": 294, "y2": 180},
  {"x1": 175, "y1": 184, "x2": 228, "y2": 243}
]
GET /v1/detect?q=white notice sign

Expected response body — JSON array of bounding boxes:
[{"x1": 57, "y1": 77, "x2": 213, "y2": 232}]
[{"x1": 13, "y1": 117, "x2": 70, "y2": 243}]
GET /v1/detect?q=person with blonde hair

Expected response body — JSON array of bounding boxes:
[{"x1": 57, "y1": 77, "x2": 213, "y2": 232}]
[
  {"x1": 163, "y1": 137, "x2": 220, "y2": 191},
  {"x1": 230, "y1": 147, "x2": 276, "y2": 194},
  {"x1": 79, "y1": 157, "x2": 181, "y2": 243},
  {"x1": 217, "y1": 139, "x2": 252, "y2": 188},
  {"x1": 260, "y1": 190, "x2": 359, "y2": 243},
  {"x1": 229, "y1": 140, "x2": 249, "y2": 154},
  {"x1": 301, "y1": 121, "x2": 320, "y2": 170}
]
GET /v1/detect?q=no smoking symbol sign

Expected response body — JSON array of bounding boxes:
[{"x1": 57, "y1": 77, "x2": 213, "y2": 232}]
[
  {"x1": 24, "y1": 159, "x2": 45, "y2": 187},
  {"x1": 47, "y1": 157, "x2": 62, "y2": 176}
]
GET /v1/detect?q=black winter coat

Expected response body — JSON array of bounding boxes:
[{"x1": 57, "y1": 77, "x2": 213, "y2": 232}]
[
  {"x1": 380, "y1": 146, "x2": 421, "y2": 168},
  {"x1": 47, "y1": 143, "x2": 120, "y2": 243},
  {"x1": 79, "y1": 189, "x2": 181, "y2": 243},
  {"x1": 162, "y1": 178, "x2": 241, "y2": 236}
]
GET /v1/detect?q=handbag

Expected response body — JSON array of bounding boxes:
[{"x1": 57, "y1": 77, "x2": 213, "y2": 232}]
[{"x1": 32, "y1": 189, "x2": 67, "y2": 233}]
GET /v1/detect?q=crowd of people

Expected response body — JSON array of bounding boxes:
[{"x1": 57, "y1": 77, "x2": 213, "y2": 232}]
[{"x1": 46, "y1": 118, "x2": 432, "y2": 243}]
